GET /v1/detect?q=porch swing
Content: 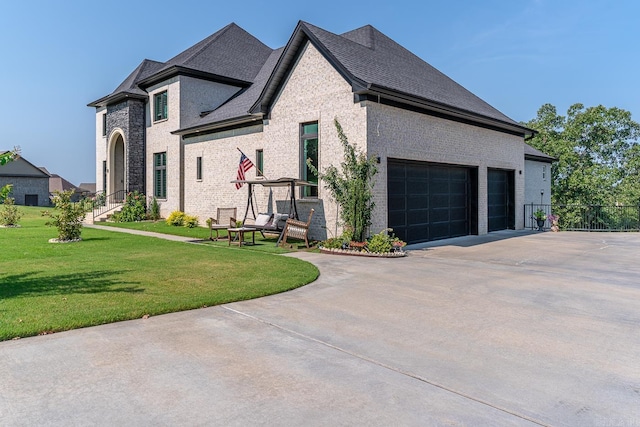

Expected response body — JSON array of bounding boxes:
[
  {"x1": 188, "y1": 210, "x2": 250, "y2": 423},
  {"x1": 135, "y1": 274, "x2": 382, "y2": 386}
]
[{"x1": 230, "y1": 177, "x2": 317, "y2": 245}]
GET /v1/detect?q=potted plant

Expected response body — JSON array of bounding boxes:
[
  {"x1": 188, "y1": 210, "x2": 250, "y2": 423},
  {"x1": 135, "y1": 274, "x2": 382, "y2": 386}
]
[{"x1": 533, "y1": 209, "x2": 547, "y2": 231}]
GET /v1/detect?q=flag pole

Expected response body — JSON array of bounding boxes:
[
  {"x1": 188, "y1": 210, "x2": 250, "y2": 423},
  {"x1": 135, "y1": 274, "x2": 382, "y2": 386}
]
[{"x1": 237, "y1": 147, "x2": 267, "y2": 179}]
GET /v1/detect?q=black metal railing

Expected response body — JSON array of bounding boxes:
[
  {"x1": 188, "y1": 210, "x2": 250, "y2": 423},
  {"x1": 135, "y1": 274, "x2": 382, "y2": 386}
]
[
  {"x1": 524, "y1": 203, "x2": 640, "y2": 231},
  {"x1": 92, "y1": 190, "x2": 126, "y2": 219}
]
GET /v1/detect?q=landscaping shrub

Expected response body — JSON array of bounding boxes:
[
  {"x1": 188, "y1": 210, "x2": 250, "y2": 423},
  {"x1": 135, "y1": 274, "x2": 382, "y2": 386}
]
[
  {"x1": 43, "y1": 190, "x2": 87, "y2": 241},
  {"x1": 367, "y1": 229, "x2": 394, "y2": 253},
  {"x1": 183, "y1": 214, "x2": 199, "y2": 228},
  {"x1": 0, "y1": 197, "x2": 22, "y2": 226},
  {"x1": 112, "y1": 191, "x2": 147, "y2": 222},
  {"x1": 166, "y1": 210, "x2": 186, "y2": 226},
  {"x1": 148, "y1": 196, "x2": 161, "y2": 220}
]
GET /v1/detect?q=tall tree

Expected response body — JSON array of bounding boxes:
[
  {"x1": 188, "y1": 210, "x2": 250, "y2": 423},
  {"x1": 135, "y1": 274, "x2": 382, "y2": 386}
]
[{"x1": 525, "y1": 104, "x2": 640, "y2": 205}]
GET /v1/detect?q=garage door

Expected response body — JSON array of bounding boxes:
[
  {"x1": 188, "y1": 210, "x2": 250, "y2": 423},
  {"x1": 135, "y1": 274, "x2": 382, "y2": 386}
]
[
  {"x1": 487, "y1": 169, "x2": 514, "y2": 232},
  {"x1": 388, "y1": 159, "x2": 475, "y2": 244}
]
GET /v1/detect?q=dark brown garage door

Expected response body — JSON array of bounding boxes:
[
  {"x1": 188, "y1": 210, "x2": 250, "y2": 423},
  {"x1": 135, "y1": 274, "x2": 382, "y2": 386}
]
[
  {"x1": 388, "y1": 159, "x2": 477, "y2": 244},
  {"x1": 487, "y1": 169, "x2": 515, "y2": 232}
]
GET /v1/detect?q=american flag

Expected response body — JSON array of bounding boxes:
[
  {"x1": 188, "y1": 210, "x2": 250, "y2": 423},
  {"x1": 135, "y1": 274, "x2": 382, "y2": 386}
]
[{"x1": 235, "y1": 153, "x2": 254, "y2": 189}]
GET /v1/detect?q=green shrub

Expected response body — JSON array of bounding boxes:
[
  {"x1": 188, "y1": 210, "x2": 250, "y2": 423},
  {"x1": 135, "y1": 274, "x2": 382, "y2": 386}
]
[
  {"x1": 367, "y1": 229, "x2": 393, "y2": 253},
  {"x1": 43, "y1": 190, "x2": 87, "y2": 241},
  {"x1": 112, "y1": 191, "x2": 147, "y2": 222},
  {"x1": 183, "y1": 214, "x2": 199, "y2": 228},
  {"x1": 320, "y1": 237, "x2": 343, "y2": 249},
  {"x1": 166, "y1": 210, "x2": 186, "y2": 226},
  {"x1": 148, "y1": 197, "x2": 161, "y2": 220},
  {"x1": 0, "y1": 197, "x2": 22, "y2": 226}
]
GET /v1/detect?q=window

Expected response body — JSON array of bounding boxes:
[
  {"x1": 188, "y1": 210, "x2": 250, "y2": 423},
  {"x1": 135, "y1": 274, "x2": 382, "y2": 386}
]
[
  {"x1": 196, "y1": 156, "x2": 202, "y2": 181},
  {"x1": 154, "y1": 91, "x2": 168, "y2": 122},
  {"x1": 102, "y1": 113, "x2": 107, "y2": 136},
  {"x1": 102, "y1": 160, "x2": 107, "y2": 192},
  {"x1": 154, "y1": 152, "x2": 167, "y2": 198},
  {"x1": 300, "y1": 122, "x2": 318, "y2": 198},
  {"x1": 255, "y1": 149, "x2": 264, "y2": 177},
  {"x1": 543, "y1": 165, "x2": 547, "y2": 180}
]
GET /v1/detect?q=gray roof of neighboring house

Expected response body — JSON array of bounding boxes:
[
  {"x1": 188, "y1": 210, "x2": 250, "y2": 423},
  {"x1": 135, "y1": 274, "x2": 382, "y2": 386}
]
[
  {"x1": 524, "y1": 143, "x2": 555, "y2": 163},
  {"x1": 0, "y1": 154, "x2": 49, "y2": 178},
  {"x1": 49, "y1": 174, "x2": 81, "y2": 194},
  {"x1": 78, "y1": 183, "x2": 96, "y2": 193}
]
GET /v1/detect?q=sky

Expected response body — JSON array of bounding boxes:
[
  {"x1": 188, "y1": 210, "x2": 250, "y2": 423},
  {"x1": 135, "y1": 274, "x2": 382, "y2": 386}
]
[{"x1": 0, "y1": 0, "x2": 638, "y2": 186}]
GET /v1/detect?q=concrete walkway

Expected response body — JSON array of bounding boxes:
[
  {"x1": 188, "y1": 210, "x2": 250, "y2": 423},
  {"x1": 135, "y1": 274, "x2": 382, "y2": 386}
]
[
  {"x1": 84, "y1": 223, "x2": 200, "y2": 242},
  {"x1": 1, "y1": 230, "x2": 639, "y2": 426}
]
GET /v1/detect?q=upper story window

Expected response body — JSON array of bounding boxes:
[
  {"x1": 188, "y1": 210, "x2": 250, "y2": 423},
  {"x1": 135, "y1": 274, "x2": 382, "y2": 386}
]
[
  {"x1": 300, "y1": 122, "x2": 318, "y2": 198},
  {"x1": 102, "y1": 113, "x2": 107, "y2": 136},
  {"x1": 154, "y1": 91, "x2": 168, "y2": 122},
  {"x1": 543, "y1": 165, "x2": 547, "y2": 181},
  {"x1": 255, "y1": 149, "x2": 264, "y2": 177}
]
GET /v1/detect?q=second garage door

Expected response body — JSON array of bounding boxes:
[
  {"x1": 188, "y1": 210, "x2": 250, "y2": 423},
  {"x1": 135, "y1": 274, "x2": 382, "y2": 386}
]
[{"x1": 388, "y1": 159, "x2": 477, "y2": 244}]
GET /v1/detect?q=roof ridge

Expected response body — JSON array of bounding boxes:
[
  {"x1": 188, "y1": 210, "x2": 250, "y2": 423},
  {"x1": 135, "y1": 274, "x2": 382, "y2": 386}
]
[{"x1": 172, "y1": 22, "x2": 237, "y2": 66}]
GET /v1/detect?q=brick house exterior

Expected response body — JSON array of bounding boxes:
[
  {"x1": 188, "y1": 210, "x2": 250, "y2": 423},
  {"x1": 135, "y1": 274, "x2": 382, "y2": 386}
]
[
  {"x1": 90, "y1": 21, "x2": 548, "y2": 244},
  {"x1": 0, "y1": 153, "x2": 50, "y2": 206}
]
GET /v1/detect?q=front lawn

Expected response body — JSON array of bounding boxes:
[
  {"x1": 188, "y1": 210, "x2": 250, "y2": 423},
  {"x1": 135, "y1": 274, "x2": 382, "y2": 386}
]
[{"x1": 0, "y1": 207, "x2": 319, "y2": 341}]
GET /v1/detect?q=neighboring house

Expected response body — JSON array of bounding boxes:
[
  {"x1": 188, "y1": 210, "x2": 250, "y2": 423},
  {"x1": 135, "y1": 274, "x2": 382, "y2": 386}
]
[
  {"x1": 90, "y1": 21, "x2": 550, "y2": 244},
  {"x1": 524, "y1": 143, "x2": 555, "y2": 228},
  {"x1": 46, "y1": 170, "x2": 84, "y2": 202},
  {"x1": 0, "y1": 152, "x2": 50, "y2": 206},
  {"x1": 78, "y1": 182, "x2": 97, "y2": 198}
]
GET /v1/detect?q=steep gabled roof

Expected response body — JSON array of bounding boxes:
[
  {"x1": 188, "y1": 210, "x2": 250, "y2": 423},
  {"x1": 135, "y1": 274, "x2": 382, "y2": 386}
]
[
  {"x1": 250, "y1": 21, "x2": 533, "y2": 137},
  {"x1": 49, "y1": 174, "x2": 81, "y2": 193},
  {"x1": 88, "y1": 60, "x2": 164, "y2": 107},
  {"x1": 89, "y1": 23, "x2": 272, "y2": 108},
  {"x1": 153, "y1": 23, "x2": 271, "y2": 84},
  {"x1": 174, "y1": 47, "x2": 283, "y2": 135},
  {"x1": 0, "y1": 154, "x2": 50, "y2": 178}
]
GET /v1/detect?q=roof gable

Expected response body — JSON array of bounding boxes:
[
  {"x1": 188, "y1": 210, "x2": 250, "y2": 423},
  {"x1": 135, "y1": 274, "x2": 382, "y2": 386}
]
[
  {"x1": 251, "y1": 21, "x2": 533, "y2": 136},
  {"x1": 524, "y1": 143, "x2": 555, "y2": 163},
  {"x1": 0, "y1": 155, "x2": 50, "y2": 178},
  {"x1": 157, "y1": 23, "x2": 271, "y2": 83}
]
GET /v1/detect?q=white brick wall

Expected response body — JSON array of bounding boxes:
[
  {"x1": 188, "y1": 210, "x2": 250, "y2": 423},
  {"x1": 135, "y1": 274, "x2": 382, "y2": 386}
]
[
  {"x1": 95, "y1": 107, "x2": 107, "y2": 193},
  {"x1": 183, "y1": 41, "x2": 366, "y2": 240},
  {"x1": 367, "y1": 103, "x2": 526, "y2": 235},
  {"x1": 146, "y1": 78, "x2": 182, "y2": 216}
]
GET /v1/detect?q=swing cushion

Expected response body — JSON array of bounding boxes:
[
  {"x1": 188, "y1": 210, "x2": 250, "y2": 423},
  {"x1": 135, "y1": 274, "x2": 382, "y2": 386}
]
[
  {"x1": 273, "y1": 213, "x2": 289, "y2": 229},
  {"x1": 255, "y1": 213, "x2": 272, "y2": 227}
]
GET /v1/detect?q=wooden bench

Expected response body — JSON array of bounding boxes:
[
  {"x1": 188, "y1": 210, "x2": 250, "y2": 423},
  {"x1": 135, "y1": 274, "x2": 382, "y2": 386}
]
[{"x1": 281, "y1": 209, "x2": 314, "y2": 248}]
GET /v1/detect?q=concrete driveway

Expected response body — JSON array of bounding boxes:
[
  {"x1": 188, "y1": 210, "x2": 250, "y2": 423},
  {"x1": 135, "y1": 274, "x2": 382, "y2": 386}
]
[{"x1": 1, "y1": 231, "x2": 639, "y2": 426}]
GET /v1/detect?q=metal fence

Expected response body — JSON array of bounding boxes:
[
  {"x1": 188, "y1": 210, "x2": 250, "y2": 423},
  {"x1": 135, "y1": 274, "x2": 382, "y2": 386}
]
[{"x1": 524, "y1": 204, "x2": 640, "y2": 231}]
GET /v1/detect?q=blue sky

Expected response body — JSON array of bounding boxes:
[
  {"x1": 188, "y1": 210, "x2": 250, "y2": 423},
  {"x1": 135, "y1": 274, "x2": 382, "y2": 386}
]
[{"x1": 1, "y1": 0, "x2": 637, "y2": 186}]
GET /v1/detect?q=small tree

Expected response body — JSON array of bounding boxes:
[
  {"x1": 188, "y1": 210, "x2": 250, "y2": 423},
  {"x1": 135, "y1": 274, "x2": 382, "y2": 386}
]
[
  {"x1": 43, "y1": 190, "x2": 87, "y2": 241},
  {"x1": 308, "y1": 118, "x2": 378, "y2": 242},
  {"x1": 0, "y1": 148, "x2": 20, "y2": 203},
  {"x1": 0, "y1": 195, "x2": 22, "y2": 226}
]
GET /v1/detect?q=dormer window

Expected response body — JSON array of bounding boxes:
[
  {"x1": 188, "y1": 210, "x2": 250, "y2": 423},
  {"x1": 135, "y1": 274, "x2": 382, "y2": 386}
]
[{"x1": 154, "y1": 91, "x2": 168, "y2": 122}]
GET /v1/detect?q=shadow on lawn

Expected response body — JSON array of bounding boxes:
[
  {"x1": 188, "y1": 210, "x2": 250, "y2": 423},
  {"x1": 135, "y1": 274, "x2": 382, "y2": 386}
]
[{"x1": 0, "y1": 270, "x2": 144, "y2": 298}]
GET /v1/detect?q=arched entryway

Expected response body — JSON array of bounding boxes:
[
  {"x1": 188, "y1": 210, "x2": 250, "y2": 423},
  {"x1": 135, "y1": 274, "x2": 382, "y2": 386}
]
[{"x1": 108, "y1": 131, "x2": 126, "y2": 199}]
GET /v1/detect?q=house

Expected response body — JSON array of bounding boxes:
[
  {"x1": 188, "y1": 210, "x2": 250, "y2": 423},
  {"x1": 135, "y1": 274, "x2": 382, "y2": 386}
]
[
  {"x1": 78, "y1": 183, "x2": 97, "y2": 198},
  {"x1": 89, "y1": 21, "x2": 547, "y2": 244},
  {"x1": 43, "y1": 169, "x2": 85, "y2": 202},
  {"x1": 0, "y1": 152, "x2": 50, "y2": 206},
  {"x1": 523, "y1": 143, "x2": 554, "y2": 228}
]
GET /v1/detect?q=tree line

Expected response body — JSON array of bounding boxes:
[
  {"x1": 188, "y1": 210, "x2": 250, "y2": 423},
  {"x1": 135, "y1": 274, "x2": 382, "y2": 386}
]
[{"x1": 524, "y1": 103, "x2": 640, "y2": 206}]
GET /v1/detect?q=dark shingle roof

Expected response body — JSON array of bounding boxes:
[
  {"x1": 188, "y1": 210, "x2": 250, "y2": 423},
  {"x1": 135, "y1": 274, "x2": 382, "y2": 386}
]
[
  {"x1": 250, "y1": 22, "x2": 527, "y2": 133},
  {"x1": 524, "y1": 143, "x2": 555, "y2": 162},
  {"x1": 157, "y1": 23, "x2": 271, "y2": 83},
  {"x1": 89, "y1": 23, "x2": 271, "y2": 108},
  {"x1": 175, "y1": 47, "x2": 283, "y2": 134},
  {"x1": 88, "y1": 59, "x2": 164, "y2": 107},
  {"x1": 92, "y1": 20, "x2": 533, "y2": 137}
]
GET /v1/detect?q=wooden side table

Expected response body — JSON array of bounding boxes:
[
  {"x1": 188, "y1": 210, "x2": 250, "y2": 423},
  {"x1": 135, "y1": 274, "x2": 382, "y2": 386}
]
[{"x1": 227, "y1": 227, "x2": 257, "y2": 247}]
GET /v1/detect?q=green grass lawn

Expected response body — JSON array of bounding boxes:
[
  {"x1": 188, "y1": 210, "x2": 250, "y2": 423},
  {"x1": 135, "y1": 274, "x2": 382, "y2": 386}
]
[
  {"x1": 98, "y1": 220, "x2": 312, "y2": 254},
  {"x1": 0, "y1": 207, "x2": 319, "y2": 341}
]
